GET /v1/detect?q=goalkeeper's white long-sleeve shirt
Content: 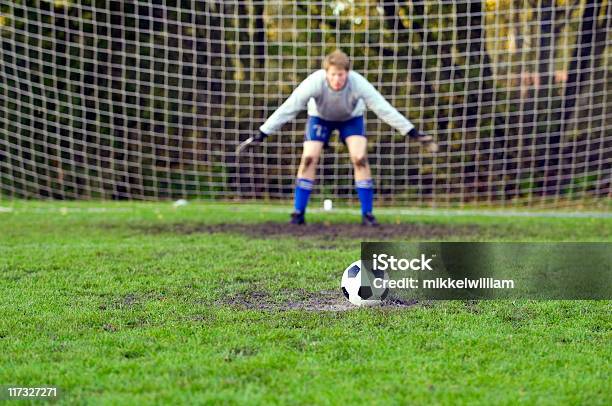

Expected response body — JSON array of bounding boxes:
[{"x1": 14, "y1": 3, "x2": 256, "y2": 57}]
[{"x1": 259, "y1": 69, "x2": 415, "y2": 136}]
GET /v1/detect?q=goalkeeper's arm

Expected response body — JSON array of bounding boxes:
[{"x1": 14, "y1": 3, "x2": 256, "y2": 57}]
[
  {"x1": 353, "y1": 72, "x2": 438, "y2": 152},
  {"x1": 258, "y1": 71, "x2": 322, "y2": 137}
]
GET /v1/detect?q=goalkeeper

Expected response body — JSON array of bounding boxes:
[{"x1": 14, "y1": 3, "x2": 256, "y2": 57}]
[{"x1": 252, "y1": 50, "x2": 438, "y2": 226}]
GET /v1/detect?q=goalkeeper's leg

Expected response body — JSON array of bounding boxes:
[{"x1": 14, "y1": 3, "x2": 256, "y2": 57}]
[
  {"x1": 291, "y1": 140, "x2": 323, "y2": 224},
  {"x1": 345, "y1": 135, "x2": 378, "y2": 226}
]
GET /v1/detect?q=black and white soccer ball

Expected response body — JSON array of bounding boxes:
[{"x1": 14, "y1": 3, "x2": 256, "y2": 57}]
[{"x1": 341, "y1": 260, "x2": 389, "y2": 307}]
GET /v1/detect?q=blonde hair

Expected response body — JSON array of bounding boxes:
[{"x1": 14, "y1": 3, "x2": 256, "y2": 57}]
[{"x1": 323, "y1": 49, "x2": 350, "y2": 71}]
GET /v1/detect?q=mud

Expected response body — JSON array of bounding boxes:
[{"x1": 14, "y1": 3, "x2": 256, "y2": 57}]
[
  {"x1": 221, "y1": 289, "x2": 418, "y2": 311},
  {"x1": 135, "y1": 221, "x2": 481, "y2": 240}
]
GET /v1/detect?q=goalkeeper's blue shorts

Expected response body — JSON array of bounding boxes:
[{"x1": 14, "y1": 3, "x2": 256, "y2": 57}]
[{"x1": 305, "y1": 115, "x2": 365, "y2": 144}]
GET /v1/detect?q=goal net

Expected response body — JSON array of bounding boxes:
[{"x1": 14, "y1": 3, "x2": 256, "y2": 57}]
[{"x1": 1, "y1": 0, "x2": 610, "y2": 208}]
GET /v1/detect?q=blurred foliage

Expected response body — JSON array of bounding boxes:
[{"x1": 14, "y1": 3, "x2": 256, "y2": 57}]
[{"x1": 0, "y1": 0, "x2": 609, "y2": 204}]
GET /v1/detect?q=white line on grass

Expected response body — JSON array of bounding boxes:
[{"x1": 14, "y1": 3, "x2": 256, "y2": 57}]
[
  {"x1": 296, "y1": 207, "x2": 612, "y2": 219},
  {"x1": 2, "y1": 204, "x2": 610, "y2": 219}
]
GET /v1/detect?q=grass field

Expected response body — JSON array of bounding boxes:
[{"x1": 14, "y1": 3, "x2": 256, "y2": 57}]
[{"x1": 1, "y1": 200, "x2": 610, "y2": 405}]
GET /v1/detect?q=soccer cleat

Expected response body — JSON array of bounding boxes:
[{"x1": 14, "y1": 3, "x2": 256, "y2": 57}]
[
  {"x1": 361, "y1": 212, "x2": 379, "y2": 227},
  {"x1": 290, "y1": 211, "x2": 305, "y2": 225}
]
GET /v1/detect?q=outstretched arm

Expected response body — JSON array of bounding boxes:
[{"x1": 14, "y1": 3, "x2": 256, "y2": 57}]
[
  {"x1": 353, "y1": 72, "x2": 438, "y2": 152},
  {"x1": 259, "y1": 71, "x2": 322, "y2": 136},
  {"x1": 352, "y1": 71, "x2": 415, "y2": 135}
]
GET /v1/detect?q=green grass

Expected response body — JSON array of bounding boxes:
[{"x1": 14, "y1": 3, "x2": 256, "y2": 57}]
[{"x1": 0, "y1": 200, "x2": 610, "y2": 405}]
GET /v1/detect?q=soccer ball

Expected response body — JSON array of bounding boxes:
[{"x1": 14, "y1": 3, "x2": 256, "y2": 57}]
[{"x1": 341, "y1": 260, "x2": 389, "y2": 307}]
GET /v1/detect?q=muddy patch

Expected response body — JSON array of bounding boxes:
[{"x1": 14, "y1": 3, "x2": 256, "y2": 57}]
[
  {"x1": 220, "y1": 289, "x2": 418, "y2": 311},
  {"x1": 98, "y1": 292, "x2": 166, "y2": 311},
  {"x1": 132, "y1": 222, "x2": 481, "y2": 240}
]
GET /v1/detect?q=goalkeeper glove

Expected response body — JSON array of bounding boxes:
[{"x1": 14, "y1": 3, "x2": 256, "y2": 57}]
[
  {"x1": 406, "y1": 128, "x2": 439, "y2": 153},
  {"x1": 236, "y1": 130, "x2": 268, "y2": 154},
  {"x1": 254, "y1": 130, "x2": 268, "y2": 143}
]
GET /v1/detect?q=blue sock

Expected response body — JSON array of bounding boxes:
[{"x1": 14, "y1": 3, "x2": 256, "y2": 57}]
[
  {"x1": 356, "y1": 179, "x2": 374, "y2": 215},
  {"x1": 294, "y1": 178, "x2": 314, "y2": 213}
]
